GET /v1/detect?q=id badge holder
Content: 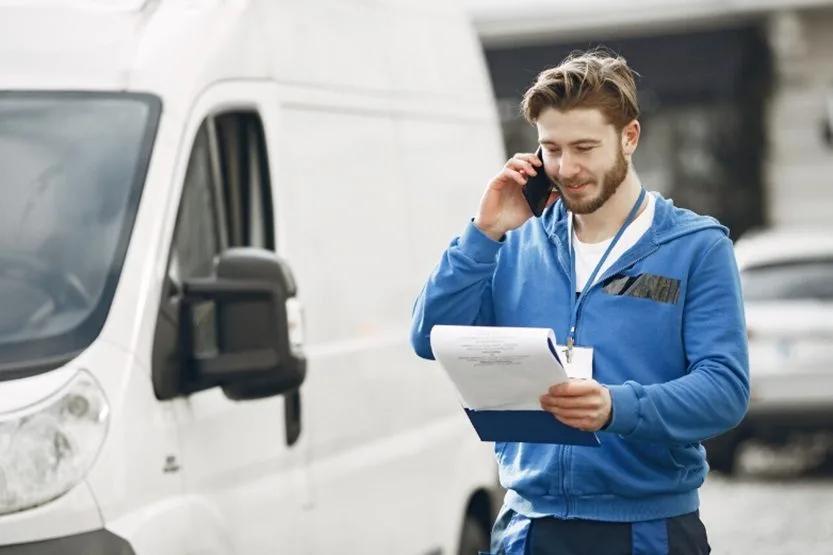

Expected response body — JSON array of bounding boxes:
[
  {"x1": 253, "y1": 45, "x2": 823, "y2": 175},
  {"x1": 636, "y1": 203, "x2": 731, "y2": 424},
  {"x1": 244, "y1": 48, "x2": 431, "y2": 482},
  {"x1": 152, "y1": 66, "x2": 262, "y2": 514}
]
[{"x1": 556, "y1": 344, "x2": 594, "y2": 380}]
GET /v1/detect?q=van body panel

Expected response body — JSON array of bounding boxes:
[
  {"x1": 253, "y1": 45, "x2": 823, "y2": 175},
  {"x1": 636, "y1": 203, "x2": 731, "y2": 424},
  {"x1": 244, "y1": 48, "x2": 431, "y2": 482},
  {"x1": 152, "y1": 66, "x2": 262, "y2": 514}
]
[
  {"x1": 0, "y1": 0, "x2": 505, "y2": 552},
  {"x1": 71, "y1": 342, "x2": 183, "y2": 529},
  {"x1": 105, "y1": 495, "x2": 235, "y2": 555}
]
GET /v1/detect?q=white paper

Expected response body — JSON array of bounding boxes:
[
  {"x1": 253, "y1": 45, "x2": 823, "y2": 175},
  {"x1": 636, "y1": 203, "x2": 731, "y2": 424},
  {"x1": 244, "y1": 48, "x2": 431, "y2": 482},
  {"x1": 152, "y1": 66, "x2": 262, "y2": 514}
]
[{"x1": 429, "y1": 325, "x2": 569, "y2": 411}]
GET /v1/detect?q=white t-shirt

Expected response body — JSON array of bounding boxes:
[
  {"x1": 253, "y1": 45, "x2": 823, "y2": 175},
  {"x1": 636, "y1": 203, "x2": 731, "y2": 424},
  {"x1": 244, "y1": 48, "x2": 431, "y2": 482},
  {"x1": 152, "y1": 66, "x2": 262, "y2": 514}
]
[{"x1": 572, "y1": 192, "x2": 656, "y2": 291}]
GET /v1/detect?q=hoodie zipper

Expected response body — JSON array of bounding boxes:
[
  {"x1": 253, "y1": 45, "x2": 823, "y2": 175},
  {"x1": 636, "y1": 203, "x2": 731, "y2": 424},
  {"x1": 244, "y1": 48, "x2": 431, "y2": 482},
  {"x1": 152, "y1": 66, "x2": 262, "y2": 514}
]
[
  {"x1": 562, "y1": 446, "x2": 571, "y2": 516},
  {"x1": 558, "y1": 243, "x2": 659, "y2": 516}
]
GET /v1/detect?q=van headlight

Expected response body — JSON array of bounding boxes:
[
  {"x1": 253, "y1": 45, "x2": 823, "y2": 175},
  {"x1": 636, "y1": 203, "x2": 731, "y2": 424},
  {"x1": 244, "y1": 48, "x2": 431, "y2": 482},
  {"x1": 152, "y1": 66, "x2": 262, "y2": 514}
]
[{"x1": 0, "y1": 369, "x2": 109, "y2": 515}]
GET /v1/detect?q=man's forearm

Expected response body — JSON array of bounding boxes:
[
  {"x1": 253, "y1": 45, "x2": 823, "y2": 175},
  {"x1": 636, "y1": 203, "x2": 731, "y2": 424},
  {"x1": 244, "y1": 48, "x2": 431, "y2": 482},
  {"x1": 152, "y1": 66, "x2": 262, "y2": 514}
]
[
  {"x1": 410, "y1": 221, "x2": 502, "y2": 360},
  {"x1": 605, "y1": 361, "x2": 749, "y2": 443}
]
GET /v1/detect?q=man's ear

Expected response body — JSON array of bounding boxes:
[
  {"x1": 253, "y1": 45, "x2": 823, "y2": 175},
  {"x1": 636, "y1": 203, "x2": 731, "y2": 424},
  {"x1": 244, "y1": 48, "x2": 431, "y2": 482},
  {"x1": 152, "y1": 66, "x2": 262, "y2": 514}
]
[{"x1": 621, "y1": 120, "x2": 640, "y2": 157}]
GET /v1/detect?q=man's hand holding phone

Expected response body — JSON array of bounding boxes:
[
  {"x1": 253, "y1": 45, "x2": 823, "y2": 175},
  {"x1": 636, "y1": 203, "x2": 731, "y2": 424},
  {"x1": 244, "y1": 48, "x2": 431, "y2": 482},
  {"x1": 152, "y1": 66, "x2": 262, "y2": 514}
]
[{"x1": 473, "y1": 149, "x2": 559, "y2": 242}]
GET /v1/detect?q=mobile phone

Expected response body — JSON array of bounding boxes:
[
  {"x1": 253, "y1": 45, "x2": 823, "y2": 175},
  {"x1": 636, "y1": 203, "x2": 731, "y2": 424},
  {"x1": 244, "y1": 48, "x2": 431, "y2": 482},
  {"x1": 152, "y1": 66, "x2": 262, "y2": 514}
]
[{"x1": 522, "y1": 146, "x2": 555, "y2": 217}]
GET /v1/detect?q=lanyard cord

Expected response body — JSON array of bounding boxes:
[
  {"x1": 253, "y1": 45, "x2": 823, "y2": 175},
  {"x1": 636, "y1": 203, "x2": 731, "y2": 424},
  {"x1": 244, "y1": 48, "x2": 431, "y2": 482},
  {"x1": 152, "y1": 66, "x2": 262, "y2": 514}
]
[{"x1": 565, "y1": 188, "x2": 647, "y2": 362}]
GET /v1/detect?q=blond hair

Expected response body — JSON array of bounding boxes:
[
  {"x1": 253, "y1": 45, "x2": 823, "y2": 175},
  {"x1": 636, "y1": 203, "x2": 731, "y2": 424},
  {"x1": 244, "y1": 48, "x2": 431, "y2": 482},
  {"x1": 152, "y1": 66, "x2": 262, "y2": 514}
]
[{"x1": 521, "y1": 48, "x2": 640, "y2": 131}]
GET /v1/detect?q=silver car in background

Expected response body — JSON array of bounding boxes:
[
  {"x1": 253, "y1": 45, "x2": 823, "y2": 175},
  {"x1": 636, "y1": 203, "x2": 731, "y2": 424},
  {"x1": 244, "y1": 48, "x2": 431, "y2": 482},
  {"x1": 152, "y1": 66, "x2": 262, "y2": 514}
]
[{"x1": 705, "y1": 228, "x2": 833, "y2": 474}]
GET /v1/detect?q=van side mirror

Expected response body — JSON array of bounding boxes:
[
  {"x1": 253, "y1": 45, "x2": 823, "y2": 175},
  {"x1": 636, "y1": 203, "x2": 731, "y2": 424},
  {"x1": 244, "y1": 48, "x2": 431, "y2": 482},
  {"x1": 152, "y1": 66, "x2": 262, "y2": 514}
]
[{"x1": 178, "y1": 247, "x2": 306, "y2": 397}]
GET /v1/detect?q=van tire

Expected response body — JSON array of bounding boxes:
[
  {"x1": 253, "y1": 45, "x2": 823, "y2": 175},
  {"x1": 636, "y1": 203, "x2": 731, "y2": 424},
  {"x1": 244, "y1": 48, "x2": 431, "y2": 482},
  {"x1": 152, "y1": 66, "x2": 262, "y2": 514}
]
[{"x1": 457, "y1": 512, "x2": 490, "y2": 555}]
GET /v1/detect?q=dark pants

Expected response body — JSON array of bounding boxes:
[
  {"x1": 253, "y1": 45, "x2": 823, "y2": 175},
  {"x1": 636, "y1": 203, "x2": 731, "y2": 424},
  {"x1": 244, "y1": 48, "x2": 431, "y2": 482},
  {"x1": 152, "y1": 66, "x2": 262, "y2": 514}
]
[{"x1": 490, "y1": 509, "x2": 711, "y2": 555}]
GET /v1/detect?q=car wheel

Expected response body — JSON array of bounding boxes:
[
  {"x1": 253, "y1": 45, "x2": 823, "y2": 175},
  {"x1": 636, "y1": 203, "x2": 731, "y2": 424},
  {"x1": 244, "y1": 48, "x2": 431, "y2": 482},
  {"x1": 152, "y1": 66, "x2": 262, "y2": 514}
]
[{"x1": 458, "y1": 512, "x2": 490, "y2": 555}]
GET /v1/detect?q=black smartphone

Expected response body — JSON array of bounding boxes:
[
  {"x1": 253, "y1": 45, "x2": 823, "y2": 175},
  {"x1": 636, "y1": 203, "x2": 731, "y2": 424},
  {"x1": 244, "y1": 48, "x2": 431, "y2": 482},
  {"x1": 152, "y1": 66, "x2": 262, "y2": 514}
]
[{"x1": 522, "y1": 146, "x2": 554, "y2": 217}]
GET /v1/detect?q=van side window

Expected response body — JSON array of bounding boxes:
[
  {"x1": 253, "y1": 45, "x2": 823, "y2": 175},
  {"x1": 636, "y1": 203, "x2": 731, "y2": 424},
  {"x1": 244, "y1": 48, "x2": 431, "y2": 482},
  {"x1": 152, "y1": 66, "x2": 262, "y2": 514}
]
[
  {"x1": 167, "y1": 122, "x2": 225, "y2": 359},
  {"x1": 154, "y1": 110, "x2": 277, "y2": 401},
  {"x1": 169, "y1": 123, "x2": 223, "y2": 284},
  {"x1": 214, "y1": 112, "x2": 275, "y2": 250}
]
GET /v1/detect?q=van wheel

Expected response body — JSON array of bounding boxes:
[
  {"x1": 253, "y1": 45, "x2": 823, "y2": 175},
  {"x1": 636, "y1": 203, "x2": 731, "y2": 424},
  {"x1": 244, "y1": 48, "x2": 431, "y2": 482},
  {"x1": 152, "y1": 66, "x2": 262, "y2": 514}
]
[{"x1": 457, "y1": 513, "x2": 490, "y2": 555}]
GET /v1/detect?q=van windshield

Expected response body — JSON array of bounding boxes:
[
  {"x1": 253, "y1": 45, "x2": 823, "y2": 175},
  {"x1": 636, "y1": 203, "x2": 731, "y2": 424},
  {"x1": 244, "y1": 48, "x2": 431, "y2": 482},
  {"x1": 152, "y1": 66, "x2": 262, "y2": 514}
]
[{"x1": 0, "y1": 92, "x2": 160, "y2": 373}]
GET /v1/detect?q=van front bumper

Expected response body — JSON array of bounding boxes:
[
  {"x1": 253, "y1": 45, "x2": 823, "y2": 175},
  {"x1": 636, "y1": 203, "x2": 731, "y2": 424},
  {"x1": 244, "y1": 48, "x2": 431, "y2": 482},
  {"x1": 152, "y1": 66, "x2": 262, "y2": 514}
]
[{"x1": 0, "y1": 529, "x2": 135, "y2": 555}]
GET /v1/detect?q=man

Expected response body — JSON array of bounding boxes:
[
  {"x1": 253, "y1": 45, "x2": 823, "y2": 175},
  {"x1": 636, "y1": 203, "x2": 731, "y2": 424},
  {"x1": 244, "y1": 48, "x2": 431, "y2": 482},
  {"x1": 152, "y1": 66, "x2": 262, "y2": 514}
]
[{"x1": 410, "y1": 49, "x2": 749, "y2": 554}]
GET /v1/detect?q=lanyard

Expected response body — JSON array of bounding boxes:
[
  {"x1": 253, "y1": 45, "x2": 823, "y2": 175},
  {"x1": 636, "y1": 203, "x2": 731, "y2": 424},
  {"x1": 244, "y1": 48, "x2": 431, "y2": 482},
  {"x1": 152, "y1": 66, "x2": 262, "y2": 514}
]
[{"x1": 565, "y1": 187, "x2": 646, "y2": 362}]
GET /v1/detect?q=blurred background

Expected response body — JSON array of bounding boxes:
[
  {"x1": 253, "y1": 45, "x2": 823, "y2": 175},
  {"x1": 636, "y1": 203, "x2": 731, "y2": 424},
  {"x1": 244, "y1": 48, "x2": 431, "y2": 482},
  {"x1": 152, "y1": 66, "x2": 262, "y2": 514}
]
[
  {"x1": 0, "y1": 1, "x2": 831, "y2": 554},
  {"x1": 461, "y1": 1, "x2": 833, "y2": 552}
]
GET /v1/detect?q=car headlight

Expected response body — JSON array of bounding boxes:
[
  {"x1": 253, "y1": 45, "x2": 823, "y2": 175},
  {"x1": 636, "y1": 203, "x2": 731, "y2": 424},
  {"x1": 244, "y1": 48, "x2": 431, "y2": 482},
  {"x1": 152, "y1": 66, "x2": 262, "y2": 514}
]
[{"x1": 0, "y1": 368, "x2": 109, "y2": 515}]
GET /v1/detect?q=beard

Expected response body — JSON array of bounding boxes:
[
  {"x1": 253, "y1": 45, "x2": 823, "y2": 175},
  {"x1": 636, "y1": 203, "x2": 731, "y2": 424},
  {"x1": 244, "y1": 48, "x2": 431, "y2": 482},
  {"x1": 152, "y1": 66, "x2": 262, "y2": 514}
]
[{"x1": 555, "y1": 147, "x2": 629, "y2": 215}]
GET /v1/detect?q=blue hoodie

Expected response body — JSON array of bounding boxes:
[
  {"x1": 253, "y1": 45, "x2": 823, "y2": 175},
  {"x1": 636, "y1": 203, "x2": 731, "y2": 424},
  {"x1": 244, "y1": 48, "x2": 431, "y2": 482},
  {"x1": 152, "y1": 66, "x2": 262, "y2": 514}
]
[{"x1": 410, "y1": 192, "x2": 750, "y2": 523}]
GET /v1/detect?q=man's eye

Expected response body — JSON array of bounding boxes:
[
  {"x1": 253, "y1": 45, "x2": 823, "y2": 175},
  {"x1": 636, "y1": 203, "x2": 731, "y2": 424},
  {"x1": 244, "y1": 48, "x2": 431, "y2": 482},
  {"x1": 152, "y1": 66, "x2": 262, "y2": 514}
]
[{"x1": 576, "y1": 146, "x2": 594, "y2": 152}]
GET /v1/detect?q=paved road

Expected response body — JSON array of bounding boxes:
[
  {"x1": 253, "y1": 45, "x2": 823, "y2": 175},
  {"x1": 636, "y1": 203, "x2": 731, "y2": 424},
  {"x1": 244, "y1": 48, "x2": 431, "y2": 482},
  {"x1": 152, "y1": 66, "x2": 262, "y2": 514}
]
[{"x1": 699, "y1": 441, "x2": 833, "y2": 555}]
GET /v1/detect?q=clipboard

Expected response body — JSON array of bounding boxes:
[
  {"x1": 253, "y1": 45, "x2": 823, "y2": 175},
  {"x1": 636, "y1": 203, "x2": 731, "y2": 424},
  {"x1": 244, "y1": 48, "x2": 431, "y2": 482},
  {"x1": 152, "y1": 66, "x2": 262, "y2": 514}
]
[
  {"x1": 464, "y1": 409, "x2": 600, "y2": 446},
  {"x1": 429, "y1": 325, "x2": 600, "y2": 447}
]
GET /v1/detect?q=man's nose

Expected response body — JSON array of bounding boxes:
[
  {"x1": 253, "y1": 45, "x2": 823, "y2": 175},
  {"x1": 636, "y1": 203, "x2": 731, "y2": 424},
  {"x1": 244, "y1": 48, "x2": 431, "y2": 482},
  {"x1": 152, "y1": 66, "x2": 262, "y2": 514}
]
[{"x1": 557, "y1": 153, "x2": 581, "y2": 180}]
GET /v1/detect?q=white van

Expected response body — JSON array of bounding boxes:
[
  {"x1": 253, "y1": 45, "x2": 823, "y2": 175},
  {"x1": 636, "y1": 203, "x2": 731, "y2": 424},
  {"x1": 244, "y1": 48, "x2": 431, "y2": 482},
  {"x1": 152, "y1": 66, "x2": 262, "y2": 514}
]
[{"x1": 0, "y1": 1, "x2": 507, "y2": 553}]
